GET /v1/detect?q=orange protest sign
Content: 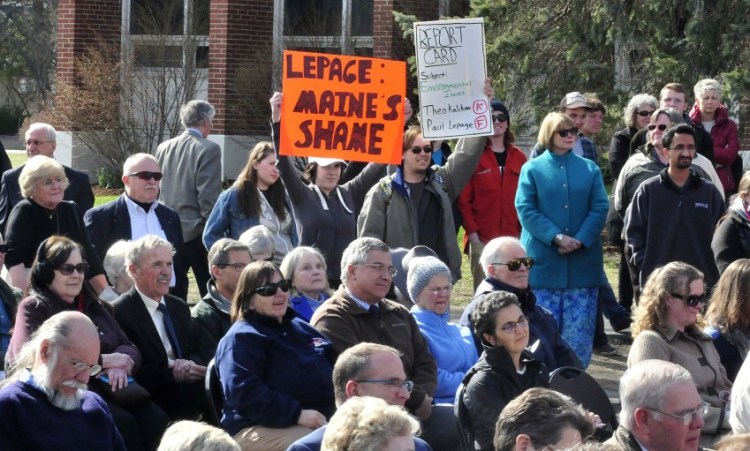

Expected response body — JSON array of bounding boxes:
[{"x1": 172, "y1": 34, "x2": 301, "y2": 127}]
[{"x1": 280, "y1": 50, "x2": 405, "y2": 165}]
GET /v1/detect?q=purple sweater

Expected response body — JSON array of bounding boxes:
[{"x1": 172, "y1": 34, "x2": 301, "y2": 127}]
[{"x1": 0, "y1": 379, "x2": 126, "y2": 450}]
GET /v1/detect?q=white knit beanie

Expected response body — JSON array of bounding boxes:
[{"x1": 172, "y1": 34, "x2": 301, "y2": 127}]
[{"x1": 407, "y1": 256, "x2": 451, "y2": 303}]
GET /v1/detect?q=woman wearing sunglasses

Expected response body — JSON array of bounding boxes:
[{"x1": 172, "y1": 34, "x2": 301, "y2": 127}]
[
  {"x1": 608, "y1": 93, "x2": 658, "y2": 180},
  {"x1": 515, "y1": 112, "x2": 608, "y2": 368},
  {"x1": 214, "y1": 261, "x2": 335, "y2": 451},
  {"x1": 628, "y1": 261, "x2": 732, "y2": 435},
  {"x1": 704, "y1": 259, "x2": 750, "y2": 381},
  {"x1": 4, "y1": 155, "x2": 108, "y2": 295},
  {"x1": 462, "y1": 291, "x2": 549, "y2": 451},
  {"x1": 6, "y1": 235, "x2": 169, "y2": 451},
  {"x1": 203, "y1": 142, "x2": 298, "y2": 266}
]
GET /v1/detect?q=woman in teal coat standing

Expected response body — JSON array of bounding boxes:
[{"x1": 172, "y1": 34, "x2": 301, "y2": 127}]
[{"x1": 515, "y1": 112, "x2": 608, "y2": 367}]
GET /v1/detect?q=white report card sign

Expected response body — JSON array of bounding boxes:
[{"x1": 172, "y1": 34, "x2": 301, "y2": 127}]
[{"x1": 414, "y1": 18, "x2": 491, "y2": 140}]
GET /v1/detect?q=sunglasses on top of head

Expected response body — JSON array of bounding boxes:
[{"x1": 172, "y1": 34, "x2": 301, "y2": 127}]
[{"x1": 253, "y1": 279, "x2": 292, "y2": 296}]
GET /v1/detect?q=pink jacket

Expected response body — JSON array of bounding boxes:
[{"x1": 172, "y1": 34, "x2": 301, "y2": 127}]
[{"x1": 689, "y1": 103, "x2": 739, "y2": 193}]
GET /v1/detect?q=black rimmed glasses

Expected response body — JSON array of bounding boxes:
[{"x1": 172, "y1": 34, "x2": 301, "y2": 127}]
[
  {"x1": 670, "y1": 292, "x2": 705, "y2": 308},
  {"x1": 128, "y1": 171, "x2": 163, "y2": 181},
  {"x1": 648, "y1": 124, "x2": 668, "y2": 131},
  {"x1": 216, "y1": 262, "x2": 248, "y2": 273},
  {"x1": 557, "y1": 128, "x2": 578, "y2": 138},
  {"x1": 408, "y1": 146, "x2": 433, "y2": 154},
  {"x1": 253, "y1": 279, "x2": 292, "y2": 296},
  {"x1": 56, "y1": 262, "x2": 89, "y2": 275},
  {"x1": 360, "y1": 263, "x2": 397, "y2": 277},
  {"x1": 355, "y1": 378, "x2": 414, "y2": 393},
  {"x1": 491, "y1": 257, "x2": 534, "y2": 271},
  {"x1": 648, "y1": 402, "x2": 709, "y2": 426}
]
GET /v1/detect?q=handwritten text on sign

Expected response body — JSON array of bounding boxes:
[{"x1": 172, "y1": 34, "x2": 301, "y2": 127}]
[
  {"x1": 414, "y1": 18, "x2": 491, "y2": 140},
  {"x1": 280, "y1": 51, "x2": 406, "y2": 164}
]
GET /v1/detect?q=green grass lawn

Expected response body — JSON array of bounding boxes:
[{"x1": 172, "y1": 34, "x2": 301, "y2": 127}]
[{"x1": 8, "y1": 152, "x2": 26, "y2": 169}]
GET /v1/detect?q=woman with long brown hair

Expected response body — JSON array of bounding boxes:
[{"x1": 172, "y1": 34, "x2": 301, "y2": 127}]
[{"x1": 203, "y1": 142, "x2": 298, "y2": 265}]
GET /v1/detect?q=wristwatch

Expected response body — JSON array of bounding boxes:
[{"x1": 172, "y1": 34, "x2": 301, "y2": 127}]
[{"x1": 553, "y1": 233, "x2": 564, "y2": 246}]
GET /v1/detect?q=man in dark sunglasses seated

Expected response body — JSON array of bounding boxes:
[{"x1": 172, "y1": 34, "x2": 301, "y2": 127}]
[
  {"x1": 84, "y1": 153, "x2": 189, "y2": 300},
  {"x1": 459, "y1": 236, "x2": 582, "y2": 371},
  {"x1": 113, "y1": 235, "x2": 208, "y2": 422}
]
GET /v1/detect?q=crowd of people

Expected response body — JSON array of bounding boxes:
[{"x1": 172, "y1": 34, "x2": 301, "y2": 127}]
[{"x1": 0, "y1": 75, "x2": 748, "y2": 451}]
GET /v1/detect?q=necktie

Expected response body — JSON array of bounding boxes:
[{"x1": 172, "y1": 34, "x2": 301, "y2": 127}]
[
  {"x1": 368, "y1": 304, "x2": 380, "y2": 320},
  {"x1": 157, "y1": 303, "x2": 183, "y2": 359}
]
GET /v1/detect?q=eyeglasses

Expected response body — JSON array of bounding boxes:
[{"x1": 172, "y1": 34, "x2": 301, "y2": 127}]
[
  {"x1": 491, "y1": 257, "x2": 534, "y2": 271},
  {"x1": 648, "y1": 402, "x2": 709, "y2": 426},
  {"x1": 670, "y1": 292, "x2": 705, "y2": 308},
  {"x1": 499, "y1": 316, "x2": 529, "y2": 334},
  {"x1": 216, "y1": 262, "x2": 248, "y2": 272},
  {"x1": 668, "y1": 144, "x2": 696, "y2": 152},
  {"x1": 67, "y1": 358, "x2": 102, "y2": 376},
  {"x1": 26, "y1": 139, "x2": 52, "y2": 146},
  {"x1": 492, "y1": 114, "x2": 508, "y2": 123},
  {"x1": 128, "y1": 171, "x2": 163, "y2": 181},
  {"x1": 253, "y1": 279, "x2": 292, "y2": 296},
  {"x1": 408, "y1": 146, "x2": 433, "y2": 154},
  {"x1": 41, "y1": 177, "x2": 65, "y2": 188},
  {"x1": 636, "y1": 110, "x2": 655, "y2": 117},
  {"x1": 56, "y1": 262, "x2": 89, "y2": 275},
  {"x1": 355, "y1": 378, "x2": 414, "y2": 393},
  {"x1": 425, "y1": 286, "x2": 451, "y2": 296},
  {"x1": 360, "y1": 263, "x2": 397, "y2": 277},
  {"x1": 648, "y1": 124, "x2": 668, "y2": 131},
  {"x1": 557, "y1": 128, "x2": 578, "y2": 138}
]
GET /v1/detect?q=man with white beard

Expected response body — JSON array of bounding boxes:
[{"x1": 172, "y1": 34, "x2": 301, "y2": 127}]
[{"x1": 0, "y1": 311, "x2": 126, "y2": 450}]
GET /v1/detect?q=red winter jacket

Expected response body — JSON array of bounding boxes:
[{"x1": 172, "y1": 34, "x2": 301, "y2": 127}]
[
  {"x1": 689, "y1": 103, "x2": 739, "y2": 192},
  {"x1": 457, "y1": 142, "x2": 526, "y2": 252}
]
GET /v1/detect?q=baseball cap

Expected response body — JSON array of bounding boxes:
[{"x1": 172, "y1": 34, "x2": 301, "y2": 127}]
[
  {"x1": 559, "y1": 92, "x2": 591, "y2": 110},
  {"x1": 308, "y1": 157, "x2": 348, "y2": 167}
]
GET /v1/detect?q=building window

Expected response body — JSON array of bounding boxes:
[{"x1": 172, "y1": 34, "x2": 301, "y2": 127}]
[{"x1": 124, "y1": 0, "x2": 209, "y2": 68}]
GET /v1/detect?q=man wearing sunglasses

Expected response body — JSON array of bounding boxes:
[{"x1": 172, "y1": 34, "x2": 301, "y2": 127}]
[
  {"x1": 0, "y1": 122, "x2": 94, "y2": 235},
  {"x1": 358, "y1": 80, "x2": 492, "y2": 282},
  {"x1": 624, "y1": 124, "x2": 724, "y2": 291},
  {"x1": 155, "y1": 100, "x2": 222, "y2": 298},
  {"x1": 113, "y1": 235, "x2": 208, "y2": 422},
  {"x1": 459, "y1": 237, "x2": 582, "y2": 371},
  {"x1": 85, "y1": 153, "x2": 189, "y2": 300},
  {"x1": 607, "y1": 360, "x2": 707, "y2": 451},
  {"x1": 0, "y1": 311, "x2": 126, "y2": 450}
]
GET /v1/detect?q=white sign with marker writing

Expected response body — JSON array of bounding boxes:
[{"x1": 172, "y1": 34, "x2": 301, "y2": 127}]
[{"x1": 414, "y1": 17, "x2": 491, "y2": 140}]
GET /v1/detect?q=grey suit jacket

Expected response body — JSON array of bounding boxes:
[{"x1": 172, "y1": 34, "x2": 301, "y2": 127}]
[{"x1": 155, "y1": 130, "x2": 222, "y2": 242}]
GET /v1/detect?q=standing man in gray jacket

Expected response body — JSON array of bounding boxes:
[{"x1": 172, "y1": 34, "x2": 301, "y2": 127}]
[{"x1": 156, "y1": 100, "x2": 222, "y2": 298}]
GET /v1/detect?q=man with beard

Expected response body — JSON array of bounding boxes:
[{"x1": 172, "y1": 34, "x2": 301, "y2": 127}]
[
  {"x1": 624, "y1": 124, "x2": 724, "y2": 290},
  {"x1": 459, "y1": 236, "x2": 581, "y2": 371},
  {"x1": 0, "y1": 311, "x2": 126, "y2": 450}
]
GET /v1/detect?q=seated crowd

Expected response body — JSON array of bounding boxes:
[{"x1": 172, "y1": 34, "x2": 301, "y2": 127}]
[{"x1": 0, "y1": 74, "x2": 749, "y2": 451}]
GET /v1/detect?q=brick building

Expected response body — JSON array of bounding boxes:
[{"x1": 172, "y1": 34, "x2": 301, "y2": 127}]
[{"x1": 55, "y1": 0, "x2": 467, "y2": 179}]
